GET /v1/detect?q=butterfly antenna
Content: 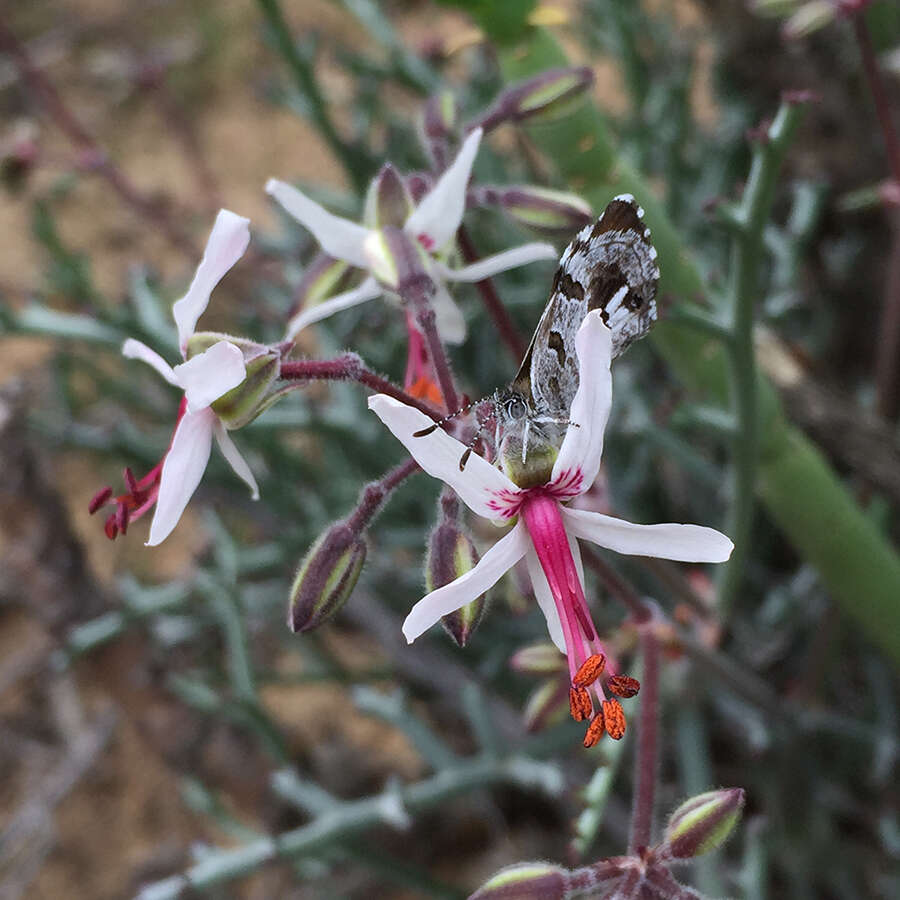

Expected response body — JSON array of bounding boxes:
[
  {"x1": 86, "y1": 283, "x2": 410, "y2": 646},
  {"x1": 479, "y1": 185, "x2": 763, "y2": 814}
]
[
  {"x1": 458, "y1": 397, "x2": 500, "y2": 471},
  {"x1": 412, "y1": 397, "x2": 484, "y2": 438}
]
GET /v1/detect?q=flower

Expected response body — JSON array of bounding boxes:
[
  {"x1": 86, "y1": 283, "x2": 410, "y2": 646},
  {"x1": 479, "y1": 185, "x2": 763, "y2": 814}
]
[
  {"x1": 368, "y1": 310, "x2": 733, "y2": 744},
  {"x1": 91, "y1": 210, "x2": 263, "y2": 546},
  {"x1": 266, "y1": 127, "x2": 556, "y2": 343}
]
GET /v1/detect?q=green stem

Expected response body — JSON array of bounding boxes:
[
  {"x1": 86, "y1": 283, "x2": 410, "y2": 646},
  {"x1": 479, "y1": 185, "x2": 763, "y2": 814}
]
[
  {"x1": 255, "y1": 0, "x2": 369, "y2": 192},
  {"x1": 719, "y1": 99, "x2": 805, "y2": 618},
  {"x1": 135, "y1": 755, "x2": 562, "y2": 899}
]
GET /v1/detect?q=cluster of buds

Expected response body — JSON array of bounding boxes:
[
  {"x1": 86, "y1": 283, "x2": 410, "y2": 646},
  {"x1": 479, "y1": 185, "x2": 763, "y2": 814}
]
[{"x1": 468, "y1": 788, "x2": 746, "y2": 899}]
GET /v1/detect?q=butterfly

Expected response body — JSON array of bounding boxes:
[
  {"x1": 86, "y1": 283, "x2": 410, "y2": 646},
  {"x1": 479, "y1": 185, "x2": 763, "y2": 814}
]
[{"x1": 417, "y1": 194, "x2": 659, "y2": 474}]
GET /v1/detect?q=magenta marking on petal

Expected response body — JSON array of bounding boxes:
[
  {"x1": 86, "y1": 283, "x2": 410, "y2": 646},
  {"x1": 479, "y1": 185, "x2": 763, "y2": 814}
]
[
  {"x1": 486, "y1": 488, "x2": 524, "y2": 518},
  {"x1": 417, "y1": 232, "x2": 435, "y2": 251},
  {"x1": 548, "y1": 467, "x2": 584, "y2": 501}
]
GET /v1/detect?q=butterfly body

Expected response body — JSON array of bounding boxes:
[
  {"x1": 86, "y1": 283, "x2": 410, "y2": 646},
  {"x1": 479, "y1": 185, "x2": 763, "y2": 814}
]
[{"x1": 494, "y1": 194, "x2": 659, "y2": 479}]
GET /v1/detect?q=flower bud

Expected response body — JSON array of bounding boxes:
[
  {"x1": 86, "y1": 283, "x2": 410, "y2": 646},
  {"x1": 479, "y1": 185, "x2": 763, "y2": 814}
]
[
  {"x1": 184, "y1": 333, "x2": 290, "y2": 429},
  {"x1": 426, "y1": 498, "x2": 486, "y2": 647},
  {"x1": 420, "y1": 91, "x2": 460, "y2": 169},
  {"x1": 494, "y1": 186, "x2": 592, "y2": 235},
  {"x1": 510, "y1": 642, "x2": 566, "y2": 675},
  {"x1": 749, "y1": 0, "x2": 800, "y2": 17},
  {"x1": 364, "y1": 164, "x2": 415, "y2": 230},
  {"x1": 473, "y1": 67, "x2": 594, "y2": 133},
  {"x1": 289, "y1": 253, "x2": 351, "y2": 319},
  {"x1": 782, "y1": 1, "x2": 836, "y2": 39},
  {"x1": 288, "y1": 522, "x2": 367, "y2": 633},
  {"x1": 522, "y1": 679, "x2": 567, "y2": 732},
  {"x1": 663, "y1": 788, "x2": 745, "y2": 859},
  {"x1": 468, "y1": 862, "x2": 569, "y2": 900}
]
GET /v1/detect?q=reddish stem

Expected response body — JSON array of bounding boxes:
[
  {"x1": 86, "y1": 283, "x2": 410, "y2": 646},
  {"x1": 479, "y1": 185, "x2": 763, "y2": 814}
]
[
  {"x1": 456, "y1": 225, "x2": 527, "y2": 361},
  {"x1": 629, "y1": 628, "x2": 660, "y2": 855},
  {"x1": 0, "y1": 23, "x2": 196, "y2": 258},
  {"x1": 345, "y1": 457, "x2": 420, "y2": 532},
  {"x1": 278, "y1": 356, "x2": 441, "y2": 421}
]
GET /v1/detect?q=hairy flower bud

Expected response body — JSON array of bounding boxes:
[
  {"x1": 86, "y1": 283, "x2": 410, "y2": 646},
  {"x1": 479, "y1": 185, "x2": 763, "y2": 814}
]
[
  {"x1": 782, "y1": 0, "x2": 836, "y2": 39},
  {"x1": 663, "y1": 788, "x2": 745, "y2": 859},
  {"x1": 510, "y1": 642, "x2": 566, "y2": 675},
  {"x1": 185, "y1": 333, "x2": 289, "y2": 429},
  {"x1": 364, "y1": 164, "x2": 415, "y2": 230},
  {"x1": 492, "y1": 186, "x2": 592, "y2": 235},
  {"x1": 427, "y1": 496, "x2": 486, "y2": 646},
  {"x1": 289, "y1": 253, "x2": 351, "y2": 318},
  {"x1": 468, "y1": 862, "x2": 569, "y2": 900},
  {"x1": 288, "y1": 522, "x2": 367, "y2": 633},
  {"x1": 473, "y1": 67, "x2": 594, "y2": 133}
]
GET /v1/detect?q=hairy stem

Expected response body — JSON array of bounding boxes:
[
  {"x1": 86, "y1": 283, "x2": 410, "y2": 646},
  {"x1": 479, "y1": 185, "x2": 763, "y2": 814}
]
[{"x1": 628, "y1": 628, "x2": 660, "y2": 854}]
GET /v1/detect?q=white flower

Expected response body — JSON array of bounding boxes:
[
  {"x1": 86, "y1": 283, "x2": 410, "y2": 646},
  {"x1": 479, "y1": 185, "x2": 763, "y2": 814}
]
[
  {"x1": 122, "y1": 209, "x2": 259, "y2": 546},
  {"x1": 266, "y1": 128, "x2": 556, "y2": 343},
  {"x1": 369, "y1": 310, "x2": 733, "y2": 740}
]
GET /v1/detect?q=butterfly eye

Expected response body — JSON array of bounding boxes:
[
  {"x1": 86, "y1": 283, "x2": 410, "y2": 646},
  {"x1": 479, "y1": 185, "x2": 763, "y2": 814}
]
[{"x1": 505, "y1": 397, "x2": 527, "y2": 419}]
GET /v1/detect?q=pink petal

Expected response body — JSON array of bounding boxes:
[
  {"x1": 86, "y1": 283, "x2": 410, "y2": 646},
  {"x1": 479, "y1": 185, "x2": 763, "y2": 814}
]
[
  {"x1": 213, "y1": 420, "x2": 259, "y2": 500},
  {"x1": 122, "y1": 338, "x2": 178, "y2": 386},
  {"x1": 437, "y1": 242, "x2": 556, "y2": 282},
  {"x1": 173, "y1": 341, "x2": 246, "y2": 414},
  {"x1": 172, "y1": 210, "x2": 250, "y2": 353},
  {"x1": 266, "y1": 179, "x2": 370, "y2": 269},
  {"x1": 402, "y1": 521, "x2": 528, "y2": 642},
  {"x1": 146, "y1": 408, "x2": 215, "y2": 546},
  {"x1": 550, "y1": 310, "x2": 612, "y2": 492},
  {"x1": 562, "y1": 507, "x2": 734, "y2": 562},
  {"x1": 285, "y1": 277, "x2": 381, "y2": 340},
  {"x1": 404, "y1": 127, "x2": 482, "y2": 253},
  {"x1": 368, "y1": 394, "x2": 521, "y2": 520}
]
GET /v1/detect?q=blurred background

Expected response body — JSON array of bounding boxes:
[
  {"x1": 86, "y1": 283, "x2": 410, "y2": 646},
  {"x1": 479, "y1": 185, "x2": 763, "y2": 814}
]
[{"x1": 1, "y1": 1, "x2": 899, "y2": 898}]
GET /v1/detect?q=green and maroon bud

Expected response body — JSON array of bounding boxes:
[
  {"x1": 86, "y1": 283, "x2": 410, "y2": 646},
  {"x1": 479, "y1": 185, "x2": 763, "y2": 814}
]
[
  {"x1": 288, "y1": 252, "x2": 351, "y2": 319},
  {"x1": 467, "y1": 862, "x2": 569, "y2": 900},
  {"x1": 185, "y1": 333, "x2": 290, "y2": 429},
  {"x1": 420, "y1": 90, "x2": 460, "y2": 169},
  {"x1": 663, "y1": 788, "x2": 745, "y2": 859},
  {"x1": 782, "y1": 1, "x2": 836, "y2": 39},
  {"x1": 510, "y1": 642, "x2": 566, "y2": 675},
  {"x1": 522, "y1": 679, "x2": 568, "y2": 732},
  {"x1": 427, "y1": 493, "x2": 487, "y2": 647},
  {"x1": 364, "y1": 163, "x2": 416, "y2": 230},
  {"x1": 471, "y1": 67, "x2": 594, "y2": 133},
  {"x1": 474, "y1": 185, "x2": 592, "y2": 235},
  {"x1": 288, "y1": 521, "x2": 367, "y2": 633}
]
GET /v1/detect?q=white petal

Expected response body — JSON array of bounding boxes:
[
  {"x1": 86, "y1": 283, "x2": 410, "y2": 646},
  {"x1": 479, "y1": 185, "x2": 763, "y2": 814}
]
[
  {"x1": 524, "y1": 546, "x2": 566, "y2": 653},
  {"x1": 285, "y1": 277, "x2": 382, "y2": 340},
  {"x1": 404, "y1": 128, "x2": 482, "y2": 253},
  {"x1": 403, "y1": 521, "x2": 528, "y2": 642},
  {"x1": 430, "y1": 282, "x2": 467, "y2": 345},
  {"x1": 172, "y1": 209, "x2": 250, "y2": 353},
  {"x1": 368, "y1": 394, "x2": 521, "y2": 520},
  {"x1": 213, "y1": 419, "x2": 259, "y2": 500},
  {"x1": 146, "y1": 408, "x2": 215, "y2": 546},
  {"x1": 563, "y1": 507, "x2": 735, "y2": 562},
  {"x1": 122, "y1": 338, "x2": 178, "y2": 386},
  {"x1": 551, "y1": 311, "x2": 612, "y2": 491},
  {"x1": 437, "y1": 242, "x2": 557, "y2": 282},
  {"x1": 266, "y1": 178, "x2": 370, "y2": 269},
  {"x1": 173, "y1": 341, "x2": 246, "y2": 414}
]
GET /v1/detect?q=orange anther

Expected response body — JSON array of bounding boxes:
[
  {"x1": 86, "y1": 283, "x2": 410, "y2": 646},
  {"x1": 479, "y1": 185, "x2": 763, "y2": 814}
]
[
  {"x1": 569, "y1": 686, "x2": 592, "y2": 722},
  {"x1": 583, "y1": 712, "x2": 606, "y2": 748},
  {"x1": 602, "y1": 698, "x2": 626, "y2": 740},
  {"x1": 607, "y1": 675, "x2": 641, "y2": 698},
  {"x1": 572, "y1": 653, "x2": 606, "y2": 688}
]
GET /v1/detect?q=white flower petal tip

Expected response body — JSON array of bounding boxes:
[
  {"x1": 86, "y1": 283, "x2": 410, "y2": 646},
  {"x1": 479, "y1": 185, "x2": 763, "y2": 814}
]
[
  {"x1": 172, "y1": 209, "x2": 251, "y2": 352},
  {"x1": 440, "y1": 242, "x2": 557, "y2": 283},
  {"x1": 284, "y1": 278, "x2": 381, "y2": 340},
  {"x1": 265, "y1": 178, "x2": 370, "y2": 269},
  {"x1": 122, "y1": 338, "x2": 179, "y2": 385},
  {"x1": 404, "y1": 127, "x2": 483, "y2": 252},
  {"x1": 214, "y1": 420, "x2": 260, "y2": 500},
  {"x1": 174, "y1": 341, "x2": 247, "y2": 414}
]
